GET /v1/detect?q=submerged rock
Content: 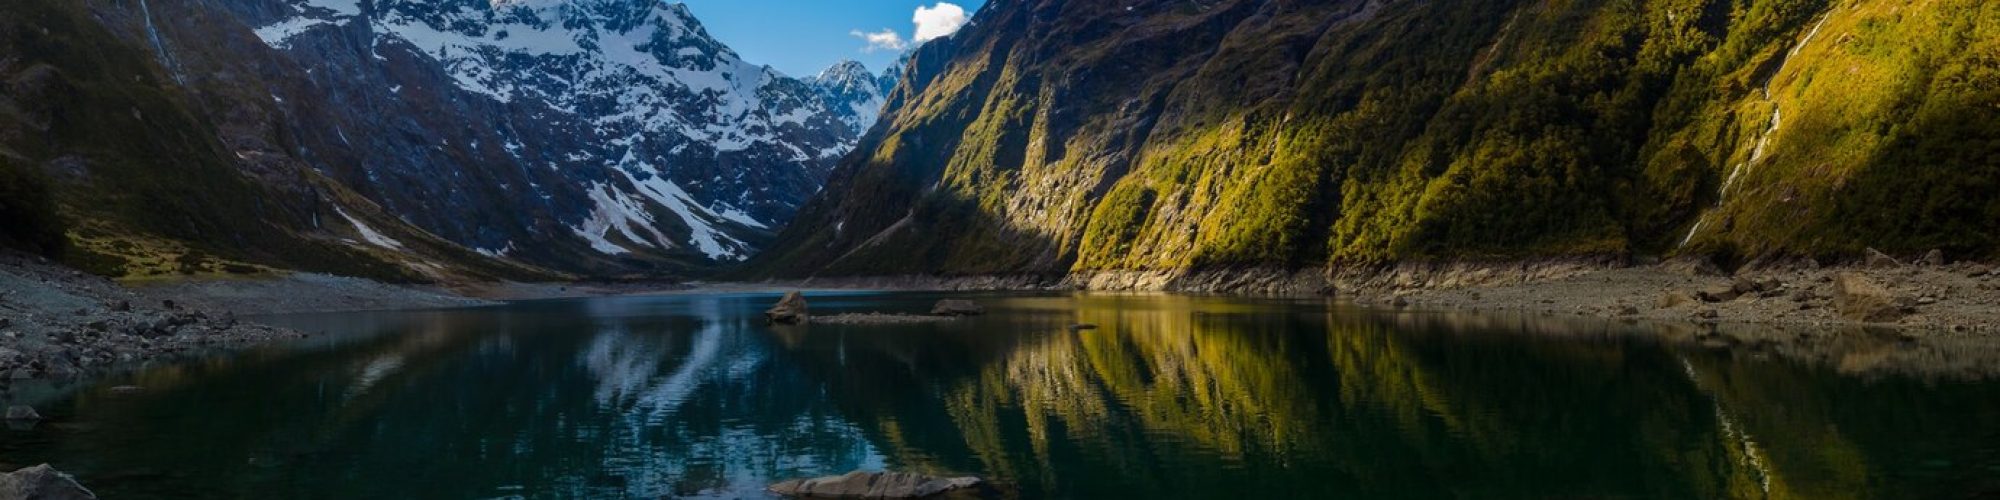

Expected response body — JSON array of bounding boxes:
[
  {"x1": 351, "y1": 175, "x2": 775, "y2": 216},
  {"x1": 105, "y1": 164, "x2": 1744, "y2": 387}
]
[
  {"x1": 766, "y1": 292, "x2": 810, "y2": 324},
  {"x1": 0, "y1": 464, "x2": 97, "y2": 500},
  {"x1": 1833, "y1": 272, "x2": 1909, "y2": 323},
  {"x1": 4, "y1": 405, "x2": 41, "y2": 421},
  {"x1": 813, "y1": 313, "x2": 956, "y2": 325},
  {"x1": 768, "y1": 470, "x2": 981, "y2": 498},
  {"x1": 929, "y1": 300, "x2": 985, "y2": 317}
]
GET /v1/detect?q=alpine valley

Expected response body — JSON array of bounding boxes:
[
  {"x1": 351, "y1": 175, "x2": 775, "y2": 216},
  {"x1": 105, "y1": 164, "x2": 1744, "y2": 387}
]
[
  {"x1": 12, "y1": 2, "x2": 2000, "y2": 496},
  {"x1": 0, "y1": 0, "x2": 893, "y2": 281},
  {"x1": 3, "y1": 0, "x2": 2000, "y2": 287}
]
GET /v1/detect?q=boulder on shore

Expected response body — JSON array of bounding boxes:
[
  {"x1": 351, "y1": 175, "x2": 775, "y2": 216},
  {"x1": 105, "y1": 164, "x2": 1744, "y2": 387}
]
[
  {"x1": 929, "y1": 300, "x2": 985, "y2": 317},
  {"x1": 1656, "y1": 291, "x2": 1694, "y2": 309},
  {"x1": 1917, "y1": 249, "x2": 1946, "y2": 266},
  {"x1": 1864, "y1": 248, "x2": 1902, "y2": 269},
  {"x1": 766, "y1": 292, "x2": 810, "y2": 324},
  {"x1": 1662, "y1": 255, "x2": 1725, "y2": 277},
  {"x1": 0, "y1": 464, "x2": 97, "y2": 500},
  {"x1": 768, "y1": 471, "x2": 981, "y2": 499},
  {"x1": 1833, "y1": 272, "x2": 1909, "y2": 323}
]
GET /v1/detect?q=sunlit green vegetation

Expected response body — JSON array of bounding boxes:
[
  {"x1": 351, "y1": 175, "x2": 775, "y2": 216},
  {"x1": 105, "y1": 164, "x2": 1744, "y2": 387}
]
[{"x1": 756, "y1": 0, "x2": 2000, "y2": 278}]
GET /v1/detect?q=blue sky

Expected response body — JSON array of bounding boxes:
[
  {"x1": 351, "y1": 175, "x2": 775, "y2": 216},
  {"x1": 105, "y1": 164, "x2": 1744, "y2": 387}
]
[{"x1": 680, "y1": 0, "x2": 987, "y2": 78}]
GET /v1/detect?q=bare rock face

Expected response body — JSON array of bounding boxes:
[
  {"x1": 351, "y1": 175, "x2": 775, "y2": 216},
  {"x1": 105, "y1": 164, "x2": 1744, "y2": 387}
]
[
  {"x1": 1833, "y1": 272, "x2": 1909, "y2": 323},
  {"x1": 768, "y1": 471, "x2": 981, "y2": 498},
  {"x1": 929, "y1": 300, "x2": 985, "y2": 317},
  {"x1": 0, "y1": 464, "x2": 97, "y2": 500},
  {"x1": 765, "y1": 292, "x2": 811, "y2": 324}
]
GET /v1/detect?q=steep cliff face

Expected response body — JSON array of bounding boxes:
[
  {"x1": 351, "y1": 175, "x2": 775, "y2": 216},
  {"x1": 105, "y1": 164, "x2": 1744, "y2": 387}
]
[
  {"x1": 753, "y1": 0, "x2": 2000, "y2": 279},
  {"x1": 2, "y1": 0, "x2": 881, "y2": 279}
]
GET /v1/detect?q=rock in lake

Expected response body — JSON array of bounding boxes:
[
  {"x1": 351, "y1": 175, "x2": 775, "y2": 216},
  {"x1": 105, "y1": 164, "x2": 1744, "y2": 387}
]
[
  {"x1": 5, "y1": 405, "x2": 41, "y2": 421},
  {"x1": 930, "y1": 300, "x2": 985, "y2": 317},
  {"x1": 1834, "y1": 272, "x2": 1909, "y2": 323},
  {"x1": 0, "y1": 464, "x2": 97, "y2": 500},
  {"x1": 768, "y1": 470, "x2": 981, "y2": 498},
  {"x1": 766, "y1": 292, "x2": 810, "y2": 324}
]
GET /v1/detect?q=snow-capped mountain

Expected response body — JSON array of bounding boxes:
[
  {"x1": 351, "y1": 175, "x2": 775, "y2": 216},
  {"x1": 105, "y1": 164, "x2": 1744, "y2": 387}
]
[
  {"x1": 222, "y1": 0, "x2": 879, "y2": 267},
  {"x1": 807, "y1": 60, "x2": 898, "y2": 133}
]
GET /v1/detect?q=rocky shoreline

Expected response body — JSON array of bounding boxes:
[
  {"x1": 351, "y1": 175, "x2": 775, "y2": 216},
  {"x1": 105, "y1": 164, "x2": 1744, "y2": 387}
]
[
  {"x1": 0, "y1": 253, "x2": 314, "y2": 383},
  {"x1": 779, "y1": 253, "x2": 2000, "y2": 335},
  {"x1": 0, "y1": 252, "x2": 509, "y2": 386},
  {"x1": 7, "y1": 248, "x2": 1998, "y2": 390}
]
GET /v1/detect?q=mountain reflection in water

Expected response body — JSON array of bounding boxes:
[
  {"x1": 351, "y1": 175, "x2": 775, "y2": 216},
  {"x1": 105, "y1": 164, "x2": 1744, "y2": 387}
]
[{"x1": 2, "y1": 292, "x2": 1997, "y2": 499}]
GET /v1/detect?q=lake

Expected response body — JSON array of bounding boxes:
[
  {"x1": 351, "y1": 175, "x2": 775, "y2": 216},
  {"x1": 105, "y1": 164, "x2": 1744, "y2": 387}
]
[{"x1": 3, "y1": 291, "x2": 1998, "y2": 499}]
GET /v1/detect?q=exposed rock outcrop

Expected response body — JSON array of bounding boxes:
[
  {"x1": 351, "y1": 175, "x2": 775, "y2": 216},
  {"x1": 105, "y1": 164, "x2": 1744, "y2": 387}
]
[
  {"x1": 766, "y1": 292, "x2": 811, "y2": 324},
  {"x1": 929, "y1": 300, "x2": 985, "y2": 317}
]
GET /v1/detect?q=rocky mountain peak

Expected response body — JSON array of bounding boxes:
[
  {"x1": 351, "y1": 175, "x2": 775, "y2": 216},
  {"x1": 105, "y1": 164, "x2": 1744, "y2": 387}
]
[
  {"x1": 808, "y1": 60, "x2": 894, "y2": 132},
  {"x1": 226, "y1": 0, "x2": 874, "y2": 269}
]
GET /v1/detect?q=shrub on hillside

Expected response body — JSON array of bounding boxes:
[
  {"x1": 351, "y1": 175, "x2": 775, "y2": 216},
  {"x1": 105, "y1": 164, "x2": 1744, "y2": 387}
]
[{"x1": 0, "y1": 156, "x2": 66, "y2": 256}]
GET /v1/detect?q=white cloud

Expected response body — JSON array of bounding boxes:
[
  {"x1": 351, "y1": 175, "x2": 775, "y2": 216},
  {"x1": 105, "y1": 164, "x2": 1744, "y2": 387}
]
[
  {"x1": 912, "y1": 2, "x2": 969, "y2": 43},
  {"x1": 850, "y1": 28, "x2": 908, "y2": 53}
]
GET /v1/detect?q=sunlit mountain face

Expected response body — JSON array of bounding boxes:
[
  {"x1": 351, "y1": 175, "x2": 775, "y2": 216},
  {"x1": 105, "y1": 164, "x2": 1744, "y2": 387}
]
[{"x1": 14, "y1": 293, "x2": 2000, "y2": 498}]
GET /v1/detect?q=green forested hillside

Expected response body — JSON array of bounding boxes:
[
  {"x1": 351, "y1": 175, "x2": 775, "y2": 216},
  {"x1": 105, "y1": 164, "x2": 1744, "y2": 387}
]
[{"x1": 751, "y1": 0, "x2": 2000, "y2": 278}]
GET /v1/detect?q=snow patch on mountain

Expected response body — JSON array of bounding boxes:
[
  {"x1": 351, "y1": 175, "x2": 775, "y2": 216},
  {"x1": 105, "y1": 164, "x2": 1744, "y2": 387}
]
[
  {"x1": 574, "y1": 182, "x2": 674, "y2": 255},
  {"x1": 335, "y1": 207, "x2": 406, "y2": 250},
  {"x1": 623, "y1": 170, "x2": 750, "y2": 261},
  {"x1": 808, "y1": 60, "x2": 896, "y2": 132},
  {"x1": 254, "y1": 18, "x2": 336, "y2": 47},
  {"x1": 244, "y1": 0, "x2": 884, "y2": 264}
]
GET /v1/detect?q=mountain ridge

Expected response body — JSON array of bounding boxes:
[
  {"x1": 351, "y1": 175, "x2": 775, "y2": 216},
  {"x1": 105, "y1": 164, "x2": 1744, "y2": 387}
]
[
  {"x1": 0, "y1": 0, "x2": 890, "y2": 281},
  {"x1": 749, "y1": 0, "x2": 2000, "y2": 280}
]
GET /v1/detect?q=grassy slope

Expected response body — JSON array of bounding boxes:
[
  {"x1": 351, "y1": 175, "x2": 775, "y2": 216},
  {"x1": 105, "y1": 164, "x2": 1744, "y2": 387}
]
[{"x1": 751, "y1": 0, "x2": 2000, "y2": 278}]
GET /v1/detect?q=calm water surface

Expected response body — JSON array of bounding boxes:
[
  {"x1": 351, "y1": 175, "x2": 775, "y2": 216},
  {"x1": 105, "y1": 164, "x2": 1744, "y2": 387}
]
[{"x1": 3, "y1": 291, "x2": 1999, "y2": 499}]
